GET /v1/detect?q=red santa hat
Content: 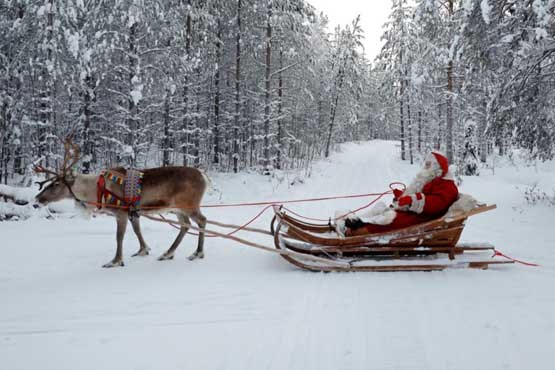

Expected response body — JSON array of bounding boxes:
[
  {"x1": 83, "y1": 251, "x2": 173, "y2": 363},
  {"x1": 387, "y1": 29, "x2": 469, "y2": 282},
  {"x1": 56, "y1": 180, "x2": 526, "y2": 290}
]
[{"x1": 431, "y1": 151, "x2": 449, "y2": 177}]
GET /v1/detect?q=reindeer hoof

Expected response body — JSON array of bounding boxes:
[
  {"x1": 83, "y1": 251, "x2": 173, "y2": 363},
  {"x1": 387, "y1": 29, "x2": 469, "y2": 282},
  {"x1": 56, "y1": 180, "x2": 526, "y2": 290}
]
[
  {"x1": 132, "y1": 248, "x2": 150, "y2": 257},
  {"x1": 158, "y1": 254, "x2": 174, "y2": 261},
  {"x1": 188, "y1": 251, "x2": 204, "y2": 261},
  {"x1": 102, "y1": 260, "x2": 124, "y2": 268}
]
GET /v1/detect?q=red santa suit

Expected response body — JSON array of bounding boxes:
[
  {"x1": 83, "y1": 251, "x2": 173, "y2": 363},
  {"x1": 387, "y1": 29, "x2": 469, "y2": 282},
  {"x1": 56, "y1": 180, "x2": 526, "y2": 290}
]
[{"x1": 347, "y1": 151, "x2": 459, "y2": 236}]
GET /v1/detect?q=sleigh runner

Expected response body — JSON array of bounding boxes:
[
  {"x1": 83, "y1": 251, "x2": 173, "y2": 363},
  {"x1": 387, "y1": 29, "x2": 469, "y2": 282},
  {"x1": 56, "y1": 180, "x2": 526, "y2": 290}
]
[{"x1": 271, "y1": 204, "x2": 513, "y2": 272}]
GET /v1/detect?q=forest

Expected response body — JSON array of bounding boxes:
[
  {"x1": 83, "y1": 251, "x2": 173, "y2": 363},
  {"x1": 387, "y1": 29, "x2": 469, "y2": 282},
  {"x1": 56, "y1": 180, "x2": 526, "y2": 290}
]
[{"x1": 0, "y1": 0, "x2": 554, "y2": 184}]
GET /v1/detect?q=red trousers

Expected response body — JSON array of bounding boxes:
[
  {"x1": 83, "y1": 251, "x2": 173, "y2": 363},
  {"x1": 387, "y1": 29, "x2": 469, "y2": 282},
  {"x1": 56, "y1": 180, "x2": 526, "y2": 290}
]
[{"x1": 346, "y1": 211, "x2": 435, "y2": 236}]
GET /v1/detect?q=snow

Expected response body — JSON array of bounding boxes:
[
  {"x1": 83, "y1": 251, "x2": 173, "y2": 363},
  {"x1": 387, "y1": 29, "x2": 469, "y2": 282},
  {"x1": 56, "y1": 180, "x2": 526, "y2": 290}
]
[
  {"x1": 66, "y1": 32, "x2": 80, "y2": 58},
  {"x1": 83, "y1": 48, "x2": 93, "y2": 63},
  {"x1": 37, "y1": 5, "x2": 46, "y2": 17},
  {"x1": 462, "y1": 0, "x2": 474, "y2": 15},
  {"x1": 480, "y1": 0, "x2": 491, "y2": 25},
  {"x1": 1, "y1": 140, "x2": 555, "y2": 370},
  {"x1": 501, "y1": 34, "x2": 514, "y2": 43},
  {"x1": 0, "y1": 182, "x2": 76, "y2": 220},
  {"x1": 0, "y1": 184, "x2": 36, "y2": 203},
  {"x1": 130, "y1": 75, "x2": 144, "y2": 105},
  {"x1": 532, "y1": 0, "x2": 551, "y2": 39},
  {"x1": 533, "y1": 0, "x2": 550, "y2": 26}
]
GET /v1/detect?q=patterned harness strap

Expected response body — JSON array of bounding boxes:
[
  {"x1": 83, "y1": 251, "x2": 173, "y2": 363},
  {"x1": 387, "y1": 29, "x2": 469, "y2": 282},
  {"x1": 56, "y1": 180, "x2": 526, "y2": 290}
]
[
  {"x1": 123, "y1": 169, "x2": 144, "y2": 212},
  {"x1": 96, "y1": 169, "x2": 144, "y2": 211}
]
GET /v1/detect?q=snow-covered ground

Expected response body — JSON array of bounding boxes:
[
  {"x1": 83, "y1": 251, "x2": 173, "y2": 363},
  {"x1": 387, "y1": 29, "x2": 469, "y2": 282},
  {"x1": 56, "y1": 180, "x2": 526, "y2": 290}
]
[{"x1": 1, "y1": 140, "x2": 554, "y2": 370}]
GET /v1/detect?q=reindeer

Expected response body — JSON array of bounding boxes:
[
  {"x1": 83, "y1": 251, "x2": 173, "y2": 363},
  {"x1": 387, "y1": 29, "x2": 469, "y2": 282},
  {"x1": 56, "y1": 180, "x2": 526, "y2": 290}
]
[{"x1": 34, "y1": 139, "x2": 209, "y2": 268}]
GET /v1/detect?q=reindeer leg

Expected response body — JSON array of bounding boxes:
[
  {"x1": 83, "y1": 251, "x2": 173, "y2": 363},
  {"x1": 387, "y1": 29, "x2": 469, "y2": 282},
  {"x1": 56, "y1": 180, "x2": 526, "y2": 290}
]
[
  {"x1": 130, "y1": 216, "x2": 150, "y2": 257},
  {"x1": 188, "y1": 210, "x2": 206, "y2": 261},
  {"x1": 158, "y1": 214, "x2": 190, "y2": 261},
  {"x1": 103, "y1": 213, "x2": 127, "y2": 268}
]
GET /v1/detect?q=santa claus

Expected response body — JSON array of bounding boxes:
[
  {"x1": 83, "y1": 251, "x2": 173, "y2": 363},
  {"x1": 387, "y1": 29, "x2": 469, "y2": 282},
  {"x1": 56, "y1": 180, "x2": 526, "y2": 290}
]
[{"x1": 344, "y1": 151, "x2": 459, "y2": 236}]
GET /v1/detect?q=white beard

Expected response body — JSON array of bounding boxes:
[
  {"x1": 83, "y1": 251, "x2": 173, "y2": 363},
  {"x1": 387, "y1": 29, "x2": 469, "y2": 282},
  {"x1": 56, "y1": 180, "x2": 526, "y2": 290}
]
[{"x1": 404, "y1": 166, "x2": 441, "y2": 195}]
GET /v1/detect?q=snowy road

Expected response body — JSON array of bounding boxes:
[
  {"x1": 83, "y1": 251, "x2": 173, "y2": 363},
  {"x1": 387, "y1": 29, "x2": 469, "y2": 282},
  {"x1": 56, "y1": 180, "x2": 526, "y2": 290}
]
[{"x1": 1, "y1": 141, "x2": 554, "y2": 370}]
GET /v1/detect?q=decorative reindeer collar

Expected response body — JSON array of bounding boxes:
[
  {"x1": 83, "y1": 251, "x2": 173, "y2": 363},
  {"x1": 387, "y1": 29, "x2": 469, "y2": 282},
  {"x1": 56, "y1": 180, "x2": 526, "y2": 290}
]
[{"x1": 96, "y1": 169, "x2": 144, "y2": 211}]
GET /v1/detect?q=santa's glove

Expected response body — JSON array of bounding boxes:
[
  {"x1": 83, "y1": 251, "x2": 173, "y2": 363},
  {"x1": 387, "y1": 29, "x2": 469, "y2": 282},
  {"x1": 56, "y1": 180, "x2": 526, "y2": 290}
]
[
  {"x1": 345, "y1": 218, "x2": 364, "y2": 229},
  {"x1": 392, "y1": 188, "x2": 403, "y2": 200},
  {"x1": 398, "y1": 195, "x2": 412, "y2": 207}
]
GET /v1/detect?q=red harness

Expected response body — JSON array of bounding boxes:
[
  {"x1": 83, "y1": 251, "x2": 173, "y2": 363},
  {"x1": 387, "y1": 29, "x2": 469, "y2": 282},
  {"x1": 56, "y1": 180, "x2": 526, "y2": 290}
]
[
  {"x1": 96, "y1": 170, "x2": 143, "y2": 210},
  {"x1": 96, "y1": 172, "x2": 123, "y2": 209}
]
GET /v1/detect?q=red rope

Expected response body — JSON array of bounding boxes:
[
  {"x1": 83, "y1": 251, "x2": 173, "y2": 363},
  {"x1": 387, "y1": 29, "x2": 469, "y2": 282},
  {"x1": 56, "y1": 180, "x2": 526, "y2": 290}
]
[
  {"x1": 492, "y1": 249, "x2": 540, "y2": 267},
  {"x1": 107, "y1": 185, "x2": 405, "y2": 238},
  {"x1": 280, "y1": 182, "x2": 405, "y2": 222},
  {"x1": 282, "y1": 192, "x2": 390, "y2": 222},
  {"x1": 200, "y1": 192, "x2": 390, "y2": 209},
  {"x1": 84, "y1": 191, "x2": 390, "y2": 211},
  {"x1": 223, "y1": 205, "x2": 274, "y2": 236},
  {"x1": 161, "y1": 204, "x2": 275, "y2": 238},
  {"x1": 152, "y1": 188, "x2": 396, "y2": 238}
]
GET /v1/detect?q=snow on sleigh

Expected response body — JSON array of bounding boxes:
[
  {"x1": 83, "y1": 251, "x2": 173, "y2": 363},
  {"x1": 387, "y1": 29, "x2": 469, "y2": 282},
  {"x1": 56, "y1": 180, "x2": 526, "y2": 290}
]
[{"x1": 271, "y1": 201, "x2": 514, "y2": 272}]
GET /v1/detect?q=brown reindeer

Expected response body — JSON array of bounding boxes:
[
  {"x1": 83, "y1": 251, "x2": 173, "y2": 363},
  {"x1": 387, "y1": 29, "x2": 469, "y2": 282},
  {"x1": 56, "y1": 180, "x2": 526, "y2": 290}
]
[{"x1": 34, "y1": 139, "x2": 209, "y2": 268}]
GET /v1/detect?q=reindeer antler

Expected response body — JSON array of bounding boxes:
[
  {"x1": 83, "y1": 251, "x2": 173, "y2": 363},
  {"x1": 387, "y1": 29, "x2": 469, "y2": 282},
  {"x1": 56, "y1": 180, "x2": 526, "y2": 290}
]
[
  {"x1": 33, "y1": 164, "x2": 59, "y2": 190},
  {"x1": 60, "y1": 137, "x2": 80, "y2": 177},
  {"x1": 33, "y1": 136, "x2": 81, "y2": 190}
]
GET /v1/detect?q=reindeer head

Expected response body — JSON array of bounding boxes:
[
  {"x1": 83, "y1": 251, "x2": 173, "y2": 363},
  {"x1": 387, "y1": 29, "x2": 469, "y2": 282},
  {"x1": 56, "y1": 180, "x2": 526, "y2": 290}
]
[{"x1": 34, "y1": 138, "x2": 80, "y2": 204}]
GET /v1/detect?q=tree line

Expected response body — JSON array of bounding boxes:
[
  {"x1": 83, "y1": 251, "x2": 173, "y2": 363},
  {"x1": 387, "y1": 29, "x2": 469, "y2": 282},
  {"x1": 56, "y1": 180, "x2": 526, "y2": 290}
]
[
  {"x1": 2, "y1": 0, "x2": 553, "y2": 186},
  {"x1": 0, "y1": 0, "x2": 371, "y2": 184},
  {"x1": 374, "y1": 0, "x2": 555, "y2": 175}
]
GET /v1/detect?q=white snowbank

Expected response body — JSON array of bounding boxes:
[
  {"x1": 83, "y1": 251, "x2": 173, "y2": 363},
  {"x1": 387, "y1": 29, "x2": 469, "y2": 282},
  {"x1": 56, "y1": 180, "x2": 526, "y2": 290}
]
[
  {"x1": 0, "y1": 140, "x2": 554, "y2": 370},
  {"x1": 0, "y1": 184, "x2": 76, "y2": 220}
]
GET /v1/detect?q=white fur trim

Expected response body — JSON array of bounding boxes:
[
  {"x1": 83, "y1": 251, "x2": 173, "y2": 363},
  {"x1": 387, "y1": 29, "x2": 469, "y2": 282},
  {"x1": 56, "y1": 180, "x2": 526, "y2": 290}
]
[
  {"x1": 332, "y1": 209, "x2": 352, "y2": 237},
  {"x1": 358, "y1": 201, "x2": 397, "y2": 225},
  {"x1": 445, "y1": 193, "x2": 478, "y2": 218},
  {"x1": 442, "y1": 170, "x2": 455, "y2": 181},
  {"x1": 409, "y1": 193, "x2": 425, "y2": 214},
  {"x1": 334, "y1": 218, "x2": 346, "y2": 238}
]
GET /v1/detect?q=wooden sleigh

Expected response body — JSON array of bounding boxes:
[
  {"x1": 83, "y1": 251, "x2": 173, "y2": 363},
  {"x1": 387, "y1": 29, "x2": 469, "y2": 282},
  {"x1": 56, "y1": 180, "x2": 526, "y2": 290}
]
[{"x1": 271, "y1": 204, "x2": 513, "y2": 272}]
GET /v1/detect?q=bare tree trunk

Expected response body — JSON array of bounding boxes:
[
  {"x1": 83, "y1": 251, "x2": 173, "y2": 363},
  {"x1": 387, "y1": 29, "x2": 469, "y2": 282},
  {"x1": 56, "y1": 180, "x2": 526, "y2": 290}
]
[
  {"x1": 127, "y1": 22, "x2": 138, "y2": 167},
  {"x1": 182, "y1": 0, "x2": 192, "y2": 166},
  {"x1": 82, "y1": 73, "x2": 94, "y2": 173},
  {"x1": 13, "y1": 30, "x2": 23, "y2": 177},
  {"x1": 436, "y1": 103, "x2": 442, "y2": 150},
  {"x1": 479, "y1": 73, "x2": 488, "y2": 163},
  {"x1": 418, "y1": 110, "x2": 422, "y2": 153},
  {"x1": 162, "y1": 88, "x2": 171, "y2": 166},
  {"x1": 479, "y1": 117, "x2": 488, "y2": 162},
  {"x1": 263, "y1": 3, "x2": 272, "y2": 174},
  {"x1": 194, "y1": 70, "x2": 201, "y2": 168},
  {"x1": 446, "y1": 60, "x2": 454, "y2": 161},
  {"x1": 38, "y1": 0, "x2": 55, "y2": 168},
  {"x1": 399, "y1": 50, "x2": 406, "y2": 161},
  {"x1": 324, "y1": 64, "x2": 345, "y2": 158},
  {"x1": 446, "y1": 0, "x2": 454, "y2": 162},
  {"x1": 400, "y1": 92, "x2": 406, "y2": 160},
  {"x1": 317, "y1": 97, "x2": 324, "y2": 132},
  {"x1": 246, "y1": 99, "x2": 254, "y2": 168},
  {"x1": 213, "y1": 19, "x2": 222, "y2": 165},
  {"x1": 1, "y1": 0, "x2": 25, "y2": 181},
  {"x1": 0, "y1": 101, "x2": 7, "y2": 184},
  {"x1": 233, "y1": 0, "x2": 242, "y2": 173},
  {"x1": 276, "y1": 47, "x2": 283, "y2": 170},
  {"x1": 407, "y1": 90, "x2": 413, "y2": 164}
]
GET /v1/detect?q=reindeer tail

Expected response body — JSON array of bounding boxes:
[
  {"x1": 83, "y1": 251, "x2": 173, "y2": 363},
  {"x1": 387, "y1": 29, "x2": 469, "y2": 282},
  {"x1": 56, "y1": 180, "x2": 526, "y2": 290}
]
[{"x1": 201, "y1": 171, "x2": 213, "y2": 192}]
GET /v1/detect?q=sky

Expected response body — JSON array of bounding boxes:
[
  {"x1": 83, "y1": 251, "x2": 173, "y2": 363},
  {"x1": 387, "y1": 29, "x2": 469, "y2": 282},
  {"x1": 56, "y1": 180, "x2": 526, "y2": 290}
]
[{"x1": 308, "y1": 0, "x2": 392, "y2": 61}]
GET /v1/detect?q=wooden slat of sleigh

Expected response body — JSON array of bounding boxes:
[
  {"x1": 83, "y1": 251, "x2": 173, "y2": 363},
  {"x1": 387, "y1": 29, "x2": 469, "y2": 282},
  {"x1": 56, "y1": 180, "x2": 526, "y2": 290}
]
[{"x1": 275, "y1": 204, "x2": 495, "y2": 247}]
